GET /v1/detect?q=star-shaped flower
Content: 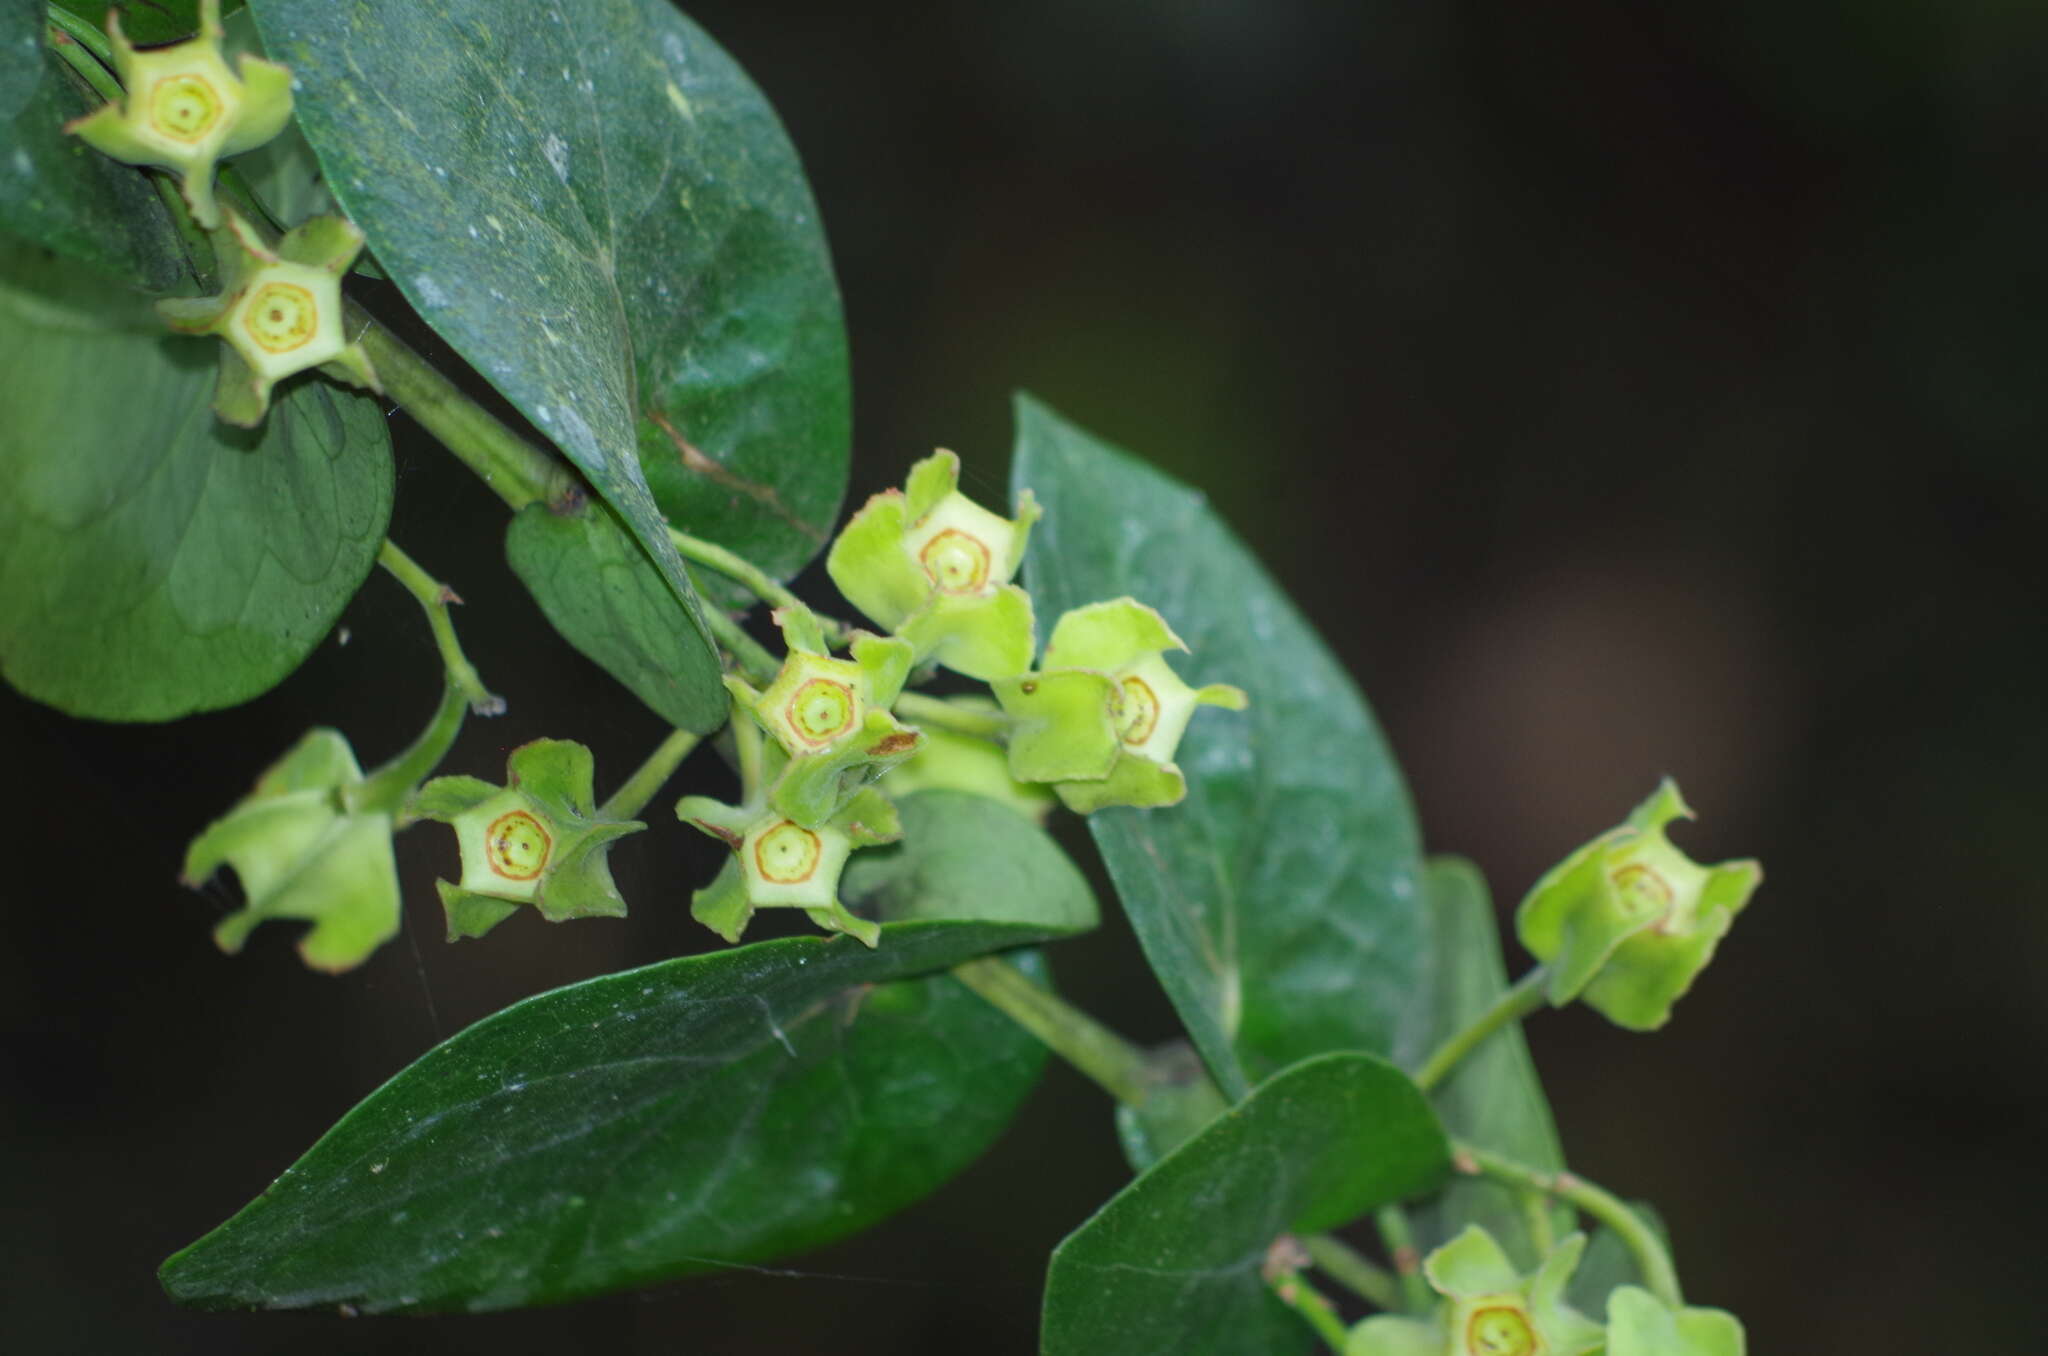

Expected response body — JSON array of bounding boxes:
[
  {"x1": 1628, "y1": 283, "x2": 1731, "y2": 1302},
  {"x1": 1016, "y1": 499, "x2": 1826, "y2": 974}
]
[
  {"x1": 825, "y1": 449, "x2": 1041, "y2": 680},
  {"x1": 1347, "y1": 1227, "x2": 1604, "y2": 1356},
  {"x1": 155, "y1": 207, "x2": 380, "y2": 426},
  {"x1": 64, "y1": 0, "x2": 293, "y2": 228}
]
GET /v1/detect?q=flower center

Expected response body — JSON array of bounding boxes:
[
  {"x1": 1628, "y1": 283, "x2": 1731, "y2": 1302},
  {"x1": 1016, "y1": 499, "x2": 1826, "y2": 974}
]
[
  {"x1": 147, "y1": 74, "x2": 224, "y2": 143},
  {"x1": 787, "y1": 676, "x2": 856, "y2": 745},
  {"x1": 918, "y1": 528, "x2": 992, "y2": 593},
  {"x1": 242, "y1": 282, "x2": 320, "y2": 354},
  {"x1": 755, "y1": 821, "x2": 822, "y2": 884},
  {"x1": 485, "y1": 810, "x2": 552, "y2": 881},
  {"x1": 1609, "y1": 862, "x2": 1674, "y2": 921},
  {"x1": 1115, "y1": 675, "x2": 1161, "y2": 746},
  {"x1": 1465, "y1": 1304, "x2": 1538, "y2": 1356}
]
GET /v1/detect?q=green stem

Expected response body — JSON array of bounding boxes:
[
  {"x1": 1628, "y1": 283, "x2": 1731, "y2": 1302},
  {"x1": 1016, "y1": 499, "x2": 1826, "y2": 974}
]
[
  {"x1": 1455, "y1": 1142, "x2": 1682, "y2": 1307},
  {"x1": 349, "y1": 542, "x2": 502, "y2": 815},
  {"x1": 45, "y1": 6, "x2": 112, "y2": 64},
  {"x1": 1302, "y1": 1233, "x2": 1401, "y2": 1312},
  {"x1": 1519, "y1": 1188, "x2": 1558, "y2": 1258},
  {"x1": 1267, "y1": 1262, "x2": 1350, "y2": 1353},
  {"x1": 600, "y1": 728, "x2": 703, "y2": 820},
  {"x1": 894, "y1": 691, "x2": 1009, "y2": 740},
  {"x1": 701, "y1": 605, "x2": 781, "y2": 684},
  {"x1": 666, "y1": 526, "x2": 849, "y2": 640},
  {"x1": 951, "y1": 956, "x2": 1153, "y2": 1106},
  {"x1": 1413, "y1": 966, "x2": 1550, "y2": 1093},
  {"x1": 732, "y1": 698, "x2": 766, "y2": 801},
  {"x1": 353, "y1": 310, "x2": 577, "y2": 512},
  {"x1": 1375, "y1": 1204, "x2": 1433, "y2": 1313}
]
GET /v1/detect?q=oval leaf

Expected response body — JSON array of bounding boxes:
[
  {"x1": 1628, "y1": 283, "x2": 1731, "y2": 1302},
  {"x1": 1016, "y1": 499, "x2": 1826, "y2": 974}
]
[
  {"x1": 163, "y1": 793, "x2": 1096, "y2": 1313},
  {"x1": 250, "y1": 0, "x2": 850, "y2": 659},
  {"x1": 1409, "y1": 857, "x2": 1573, "y2": 1269},
  {"x1": 0, "y1": 26, "x2": 186, "y2": 290},
  {"x1": 506, "y1": 497, "x2": 725, "y2": 732},
  {"x1": 1042, "y1": 1052, "x2": 1449, "y2": 1356},
  {"x1": 0, "y1": 236, "x2": 391, "y2": 720},
  {"x1": 1012, "y1": 395, "x2": 1428, "y2": 1098}
]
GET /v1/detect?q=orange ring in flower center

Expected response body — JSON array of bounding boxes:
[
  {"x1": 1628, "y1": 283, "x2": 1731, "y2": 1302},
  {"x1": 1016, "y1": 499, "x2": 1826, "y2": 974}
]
[
  {"x1": 1609, "y1": 862, "x2": 1674, "y2": 920},
  {"x1": 147, "y1": 73, "x2": 224, "y2": 143},
  {"x1": 1116, "y1": 675, "x2": 1161, "y2": 746},
  {"x1": 754, "y1": 821, "x2": 822, "y2": 884},
  {"x1": 918, "y1": 529, "x2": 992, "y2": 593},
  {"x1": 1465, "y1": 1304, "x2": 1538, "y2": 1356},
  {"x1": 485, "y1": 810, "x2": 552, "y2": 881},
  {"x1": 786, "y1": 676, "x2": 856, "y2": 745},
  {"x1": 242, "y1": 282, "x2": 320, "y2": 354}
]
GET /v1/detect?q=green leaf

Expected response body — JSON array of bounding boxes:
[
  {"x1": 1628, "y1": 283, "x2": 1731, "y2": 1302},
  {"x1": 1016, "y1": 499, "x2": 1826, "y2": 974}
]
[
  {"x1": 1410, "y1": 857, "x2": 1573, "y2": 1269},
  {"x1": 1042, "y1": 1052, "x2": 1449, "y2": 1356},
  {"x1": 52, "y1": 3, "x2": 221, "y2": 48},
  {"x1": 0, "y1": 27, "x2": 186, "y2": 290},
  {"x1": 0, "y1": 234, "x2": 391, "y2": 720},
  {"x1": 505, "y1": 498, "x2": 726, "y2": 732},
  {"x1": 1012, "y1": 395, "x2": 1428, "y2": 1098},
  {"x1": 250, "y1": 0, "x2": 849, "y2": 630},
  {"x1": 0, "y1": 0, "x2": 41, "y2": 120},
  {"x1": 160, "y1": 917, "x2": 1071, "y2": 1313},
  {"x1": 841, "y1": 789, "x2": 1098, "y2": 934}
]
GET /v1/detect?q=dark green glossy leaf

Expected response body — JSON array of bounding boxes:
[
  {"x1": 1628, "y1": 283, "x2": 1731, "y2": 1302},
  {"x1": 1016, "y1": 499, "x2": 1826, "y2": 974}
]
[
  {"x1": 1409, "y1": 857, "x2": 1572, "y2": 1269},
  {"x1": 842, "y1": 789, "x2": 1098, "y2": 934},
  {"x1": 0, "y1": 25, "x2": 185, "y2": 289},
  {"x1": 250, "y1": 0, "x2": 849, "y2": 650},
  {"x1": 52, "y1": 3, "x2": 220, "y2": 48},
  {"x1": 1013, "y1": 395, "x2": 1429, "y2": 1099},
  {"x1": 505, "y1": 497, "x2": 725, "y2": 733},
  {"x1": 163, "y1": 794, "x2": 1094, "y2": 1312},
  {"x1": 0, "y1": 234, "x2": 391, "y2": 720},
  {"x1": 1042, "y1": 1052, "x2": 1449, "y2": 1356},
  {"x1": 0, "y1": 0, "x2": 41, "y2": 120}
]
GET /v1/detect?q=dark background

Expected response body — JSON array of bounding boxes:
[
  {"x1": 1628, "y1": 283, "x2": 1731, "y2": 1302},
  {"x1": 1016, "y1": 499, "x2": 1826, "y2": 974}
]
[{"x1": 7, "y1": 0, "x2": 2045, "y2": 1350}]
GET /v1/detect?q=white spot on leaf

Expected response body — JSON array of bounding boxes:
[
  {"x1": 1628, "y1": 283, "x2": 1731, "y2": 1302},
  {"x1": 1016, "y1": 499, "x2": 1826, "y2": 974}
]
[{"x1": 541, "y1": 133, "x2": 570, "y2": 183}]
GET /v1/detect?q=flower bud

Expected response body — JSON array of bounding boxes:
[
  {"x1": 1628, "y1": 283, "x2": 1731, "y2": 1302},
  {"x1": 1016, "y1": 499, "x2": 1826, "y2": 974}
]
[
  {"x1": 1515, "y1": 780, "x2": 1761, "y2": 1031},
  {"x1": 414, "y1": 740, "x2": 643, "y2": 941},
  {"x1": 992, "y1": 598, "x2": 1245, "y2": 813},
  {"x1": 825, "y1": 449, "x2": 1040, "y2": 680},
  {"x1": 729, "y1": 610, "x2": 922, "y2": 827},
  {"x1": 155, "y1": 207, "x2": 379, "y2": 426},
  {"x1": 679, "y1": 784, "x2": 901, "y2": 947},
  {"x1": 1604, "y1": 1285, "x2": 1746, "y2": 1356},
  {"x1": 181, "y1": 728, "x2": 399, "y2": 973},
  {"x1": 64, "y1": 0, "x2": 294, "y2": 229}
]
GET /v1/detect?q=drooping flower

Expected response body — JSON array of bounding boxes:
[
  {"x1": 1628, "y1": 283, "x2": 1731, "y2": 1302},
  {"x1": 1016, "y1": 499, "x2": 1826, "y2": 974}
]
[
  {"x1": 1515, "y1": 780, "x2": 1761, "y2": 1031},
  {"x1": 155, "y1": 207, "x2": 380, "y2": 426},
  {"x1": 825, "y1": 449, "x2": 1040, "y2": 680},
  {"x1": 991, "y1": 598, "x2": 1245, "y2": 813},
  {"x1": 64, "y1": 0, "x2": 294, "y2": 228},
  {"x1": 413, "y1": 739, "x2": 643, "y2": 941},
  {"x1": 181, "y1": 728, "x2": 399, "y2": 973}
]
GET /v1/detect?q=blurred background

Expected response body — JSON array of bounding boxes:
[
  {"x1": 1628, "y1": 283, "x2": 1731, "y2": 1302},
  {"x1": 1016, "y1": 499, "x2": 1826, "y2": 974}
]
[{"x1": 7, "y1": 0, "x2": 2045, "y2": 1349}]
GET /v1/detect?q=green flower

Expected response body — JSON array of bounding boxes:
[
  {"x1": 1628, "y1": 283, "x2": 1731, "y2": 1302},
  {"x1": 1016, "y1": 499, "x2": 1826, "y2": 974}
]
[
  {"x1": 825, "y1": 449, "x2": 1040, "y2": 680},
  {"x1": 679, "y1": 778, "x2": 901, "y2": 948},
  {"x1": 1348, "y1": 1227, "x2": 1604, "y2": 1356},
  {"x1": 413, "y1": 740, "x2": 643, "y2": 941},
  {"x1": 1515, "y1": 780, "x2": 1761, "y2": 1031},
  {"x1": 1605, "y1": 1286, "x2": 1746, "y2": 1356},
  {"x1": 728, "y1": 608, "x2": 922, "y2": 827},
  {"x1": 880, "y1": 698, "x2": 1056, "y2": 825},
  {"x1": 991, "y1": 598, "x2": 1245, "y2": 813},
  {"x1": 181, "y1": 728, "x2": 399, "y2": 973},
  {"x1": 63, "y1": 0, "x2": 293, "y2": 229},
  {"x1": 156, "y1": 207, "x2": 380, "y2": 427}
]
